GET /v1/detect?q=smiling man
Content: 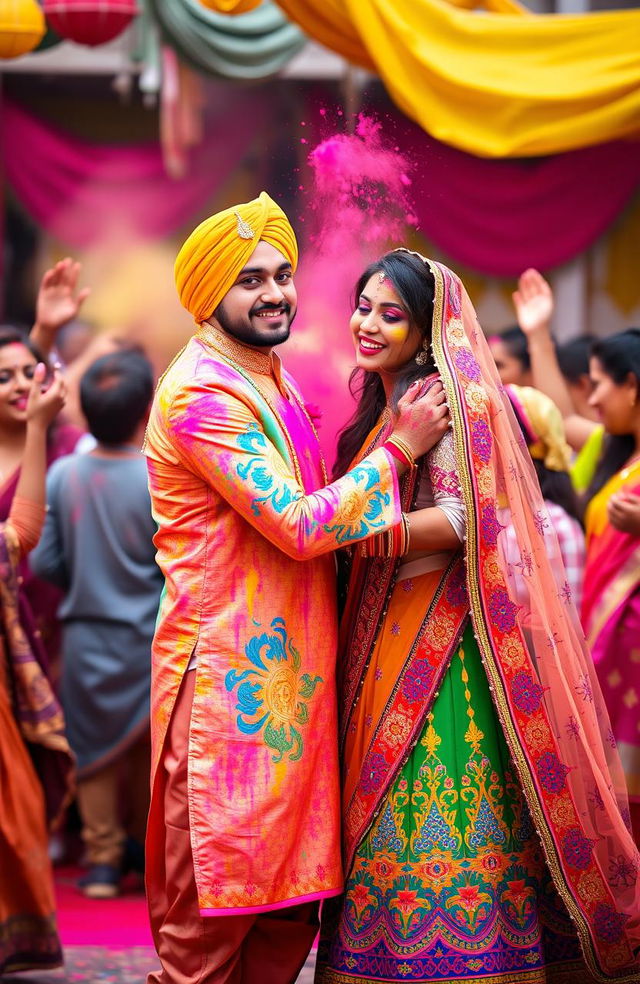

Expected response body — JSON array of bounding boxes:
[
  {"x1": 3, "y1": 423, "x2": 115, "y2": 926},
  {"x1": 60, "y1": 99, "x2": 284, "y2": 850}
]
[{"x1": 144, "y1": 192, "x2": 449, "y2": 984}]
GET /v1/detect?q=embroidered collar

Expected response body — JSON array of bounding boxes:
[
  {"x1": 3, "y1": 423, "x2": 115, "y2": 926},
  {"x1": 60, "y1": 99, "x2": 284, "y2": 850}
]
[{"x1": 196, "y1": 320, "x2": 285, "y2": 391}]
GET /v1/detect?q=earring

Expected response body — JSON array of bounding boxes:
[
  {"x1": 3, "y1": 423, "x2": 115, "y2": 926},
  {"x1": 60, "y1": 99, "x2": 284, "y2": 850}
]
[{"x1": 415, "y1": 340, "x2": 431, "y2": 366}]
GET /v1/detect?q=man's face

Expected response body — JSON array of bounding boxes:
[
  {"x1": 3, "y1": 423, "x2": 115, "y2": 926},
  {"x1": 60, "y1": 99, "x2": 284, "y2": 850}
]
[{"x1": 212, "y1": 241, "x2": 297, "y2": 349}]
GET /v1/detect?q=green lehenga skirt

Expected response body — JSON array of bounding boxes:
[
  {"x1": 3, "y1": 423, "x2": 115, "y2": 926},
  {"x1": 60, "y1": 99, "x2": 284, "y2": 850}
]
[{"x1": 316, "y1": 618, "x2": 595, "y2": 983}]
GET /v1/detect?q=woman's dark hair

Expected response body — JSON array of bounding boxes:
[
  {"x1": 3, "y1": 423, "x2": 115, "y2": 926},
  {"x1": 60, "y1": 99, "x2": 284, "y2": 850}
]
[
  {"x1": 556, "y1": 334, "x2": 594, "y2": 384},
  {"x1": 333, "y1": 252, "x2": 436, "y2": 479},
  {"x1": 585, "y1": 328, "x2": 640, "y2": 501},
  {"x1": 507, "y1": 393, "x2": 582, "y2": 524},
  {"x1": 0, "y1": 326, "x2": 46, "y2": 365},
  {"x1": 496, "y1": 325, "x2": 530, "y2": 371}
]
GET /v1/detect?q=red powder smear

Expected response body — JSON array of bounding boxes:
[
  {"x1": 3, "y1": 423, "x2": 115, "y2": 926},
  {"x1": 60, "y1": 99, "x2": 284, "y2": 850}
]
[{"x1": 284, "y1": 113, "x2": 417, "y2": 464}]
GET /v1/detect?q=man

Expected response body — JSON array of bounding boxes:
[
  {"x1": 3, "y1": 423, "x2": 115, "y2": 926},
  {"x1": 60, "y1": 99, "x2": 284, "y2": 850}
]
[{"x1": 144, "y1": 192, "x2": 448, "y2": 984}]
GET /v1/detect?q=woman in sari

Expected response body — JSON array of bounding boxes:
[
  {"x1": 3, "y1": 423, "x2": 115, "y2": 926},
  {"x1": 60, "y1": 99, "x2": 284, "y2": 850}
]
[
  {"x1": 580, "y1": 330, "x2": 640, "y2": 843},
  {"x1": 0, "y1": 363, "x2": 74, "y2": 976},
  {"x1": 0, "y1": 328, "x2": 84, "y2": 683},
  {"x1": 316, "y1": 252, "x2": 640, "y2": 984}
]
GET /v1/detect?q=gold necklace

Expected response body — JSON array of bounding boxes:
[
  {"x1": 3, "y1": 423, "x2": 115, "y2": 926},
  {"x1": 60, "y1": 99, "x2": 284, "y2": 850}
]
[{"x1": 197, "y1": 321, "x2": 275, "y2": 376}]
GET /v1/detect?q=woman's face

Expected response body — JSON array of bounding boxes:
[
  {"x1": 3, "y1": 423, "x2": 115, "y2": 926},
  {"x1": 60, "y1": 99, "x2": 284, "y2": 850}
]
[
  {"x1": 588, "y1": 356, "x2": 638, "y2": 435},
  {"x1": 0, "y1": 343, "x2": 37, "y2": 427},
  {"x1": 488, "y1": 337, "x2": 531, "y2": 386},
  {"x1": 350, "y1": 273, "x2": 422, "y2": 376}
]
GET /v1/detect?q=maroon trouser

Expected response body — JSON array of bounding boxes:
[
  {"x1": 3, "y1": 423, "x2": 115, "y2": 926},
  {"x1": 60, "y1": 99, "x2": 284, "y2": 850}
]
[{"x1": 146, "y1": 670, "x2": 319, "y2": 984}]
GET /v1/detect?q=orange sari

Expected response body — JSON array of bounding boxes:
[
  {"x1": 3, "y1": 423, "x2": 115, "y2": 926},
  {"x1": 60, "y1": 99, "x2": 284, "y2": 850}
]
[{"x1": 0, "y1": 521, "x2": 73, "y2": 975}]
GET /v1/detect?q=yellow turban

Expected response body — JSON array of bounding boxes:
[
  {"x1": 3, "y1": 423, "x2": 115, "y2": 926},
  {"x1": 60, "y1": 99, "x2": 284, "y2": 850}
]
[
  {"x1": 175, "y1": 191, "x2": 298, "y2": 323},
  {"x1": 507, "y1": 384, "x2": 572, "y2": 473}
]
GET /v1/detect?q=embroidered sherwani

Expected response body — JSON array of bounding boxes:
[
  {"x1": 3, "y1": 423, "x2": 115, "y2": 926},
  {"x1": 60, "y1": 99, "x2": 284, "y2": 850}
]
[{"x1": 144, "y1": 324, "x2": 402, "y2": 916}]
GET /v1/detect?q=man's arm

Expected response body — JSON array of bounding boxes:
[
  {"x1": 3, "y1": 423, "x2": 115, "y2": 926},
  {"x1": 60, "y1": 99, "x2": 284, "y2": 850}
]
[
  {"x1": 163, "y1": 380, "x2": 446, "y2": 562},
  {"x1": 513, "y1": 268, "x2": 596, "y2": 451}
]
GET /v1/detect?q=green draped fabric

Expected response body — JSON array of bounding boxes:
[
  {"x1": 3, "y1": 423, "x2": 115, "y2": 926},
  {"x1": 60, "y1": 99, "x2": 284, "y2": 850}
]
[{"x1": 146, "y1": 0, "x2": 305, "y2": 79}]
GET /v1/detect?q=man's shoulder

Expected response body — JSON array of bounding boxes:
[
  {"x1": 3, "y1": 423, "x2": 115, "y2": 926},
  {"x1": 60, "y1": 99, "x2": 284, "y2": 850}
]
[{"x1": 156, "y1": 337, "x2": 255, "y2": 408}]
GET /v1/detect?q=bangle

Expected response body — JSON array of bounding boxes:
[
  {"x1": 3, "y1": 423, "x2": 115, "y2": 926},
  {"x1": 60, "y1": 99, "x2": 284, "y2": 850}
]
[
  {"x1": 401, "y1": 513, "x2": 411, "y2": 556},
  {"x1": 384, "y1": 436, "x2": 417, "y2": 472},
  {"x1": 360, "y1": 514, "x2": 412, "y2": 559}
]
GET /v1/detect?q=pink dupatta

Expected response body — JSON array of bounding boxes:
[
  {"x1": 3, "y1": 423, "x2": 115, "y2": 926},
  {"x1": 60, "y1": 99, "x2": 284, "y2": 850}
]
[{"x1": 416, "y1": 254, "x2": 640, "y2": 980}]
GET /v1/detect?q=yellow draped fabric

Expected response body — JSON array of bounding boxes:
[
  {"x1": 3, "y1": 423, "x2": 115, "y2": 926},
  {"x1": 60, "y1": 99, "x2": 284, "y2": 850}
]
[{"x1": 228, "y1": 0, "x2": 640, "y2": 158}]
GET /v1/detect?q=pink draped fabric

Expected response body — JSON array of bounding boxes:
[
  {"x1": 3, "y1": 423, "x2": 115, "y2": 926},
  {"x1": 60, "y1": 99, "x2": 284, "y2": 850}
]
[
  {"x1": 390, "y1": 110, "x2": 640, "y2": 277},
  {"x1": 3, "y1": 95, "x2": 640, "y2": 275},
  {"x1": 2, "y1": 95, "x2": 264, "y2": 248}
]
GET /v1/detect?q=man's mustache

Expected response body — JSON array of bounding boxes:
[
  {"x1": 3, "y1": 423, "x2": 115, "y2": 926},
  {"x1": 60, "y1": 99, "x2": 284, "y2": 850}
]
[{"x1": 251, "y1": 303, "x2": 291, "y2": 315}]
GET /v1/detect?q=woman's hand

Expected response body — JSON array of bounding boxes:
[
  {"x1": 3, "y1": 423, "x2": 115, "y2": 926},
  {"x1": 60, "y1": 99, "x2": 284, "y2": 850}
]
[
  {"x1": 32, "y1": 258, "x2": 91, "y2": 354},
  {"x1": 512, "y1": 268, "x2": 554, "y2": 338},
  {"x1": 392, "y1": 378, "x2": 449, "y2": 460},
  {"x1": 26, "y1": 364, "x2": 67, "y2": 431},
  {"x1": 608, "y1": 490, "x2": 640, "y2": 536}
]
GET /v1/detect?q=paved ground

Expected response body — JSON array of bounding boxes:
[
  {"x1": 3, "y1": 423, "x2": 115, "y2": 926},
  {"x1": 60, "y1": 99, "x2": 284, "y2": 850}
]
[{"x1": 4, "y1": 946, "x2": 317, "y2": 983}]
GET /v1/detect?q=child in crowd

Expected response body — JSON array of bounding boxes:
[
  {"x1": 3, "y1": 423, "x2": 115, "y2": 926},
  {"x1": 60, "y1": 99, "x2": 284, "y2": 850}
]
[{"x1": 31, "y1": 349, "x2": 163, "y2": 898}]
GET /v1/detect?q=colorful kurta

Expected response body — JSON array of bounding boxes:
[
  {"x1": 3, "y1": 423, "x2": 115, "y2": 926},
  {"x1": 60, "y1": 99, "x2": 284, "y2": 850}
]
[{"x1": 144, "y1": 324, "x2": 402, "y2": 916}]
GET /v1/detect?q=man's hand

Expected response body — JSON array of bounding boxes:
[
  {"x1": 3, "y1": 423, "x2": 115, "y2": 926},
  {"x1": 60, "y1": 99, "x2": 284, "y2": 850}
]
[
  {"x1": 512, "y1": 268, "x2": 553, "y2": 338},
  {"x1": 608, "y1": 490, "x2": 640, "y2": 537},
  {"x1": 392, "y1": 378, "x2": 449, "y2": 460},
  {"x1": 33, "y1": 258, "x2": 91, "y2": 340}
]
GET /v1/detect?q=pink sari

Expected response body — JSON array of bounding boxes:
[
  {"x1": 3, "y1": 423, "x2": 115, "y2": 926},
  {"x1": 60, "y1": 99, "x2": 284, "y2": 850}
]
[
  {"x1": 582, "y1": 461, "x2": 640, "y2": 803},
  {"x1": 395, "y1": 254, "x2": 640, "y2": 980}
]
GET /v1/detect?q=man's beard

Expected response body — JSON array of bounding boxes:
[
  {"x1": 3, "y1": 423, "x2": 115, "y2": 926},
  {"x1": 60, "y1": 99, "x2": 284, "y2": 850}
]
[{"x1": 214, "y1": 301, "x2": 295, "y2": 348}]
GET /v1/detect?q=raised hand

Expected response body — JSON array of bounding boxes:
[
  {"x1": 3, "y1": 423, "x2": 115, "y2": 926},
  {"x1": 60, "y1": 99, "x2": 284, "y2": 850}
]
[
  {"x1": 512, "y1": 268, "x2": 553, "y2": 337},
  {"x1": 26, "y1": 364, "x2": 67, "y2": 430},
  {"x1": 392, "y1": 378, "x2": 449, "y2": 460},
  {"x1": 34, "y1": 258, "x2": 91, "y2": 338}
]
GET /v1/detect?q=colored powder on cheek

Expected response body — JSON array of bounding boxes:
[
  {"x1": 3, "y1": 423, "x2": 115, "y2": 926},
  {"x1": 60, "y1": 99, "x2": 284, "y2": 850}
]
[{"x1": 385, "y1": 325, "x2": 410, "y2": 344}]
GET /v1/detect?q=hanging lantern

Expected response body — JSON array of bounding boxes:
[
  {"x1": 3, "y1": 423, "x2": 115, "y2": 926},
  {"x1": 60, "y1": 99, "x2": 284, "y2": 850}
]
[
  {"x1": 42, "y1": 0, "x2": 137, "y2": 46},
  {"x1": 0, "y1": 0, "x2": 45, "y2": 58}
]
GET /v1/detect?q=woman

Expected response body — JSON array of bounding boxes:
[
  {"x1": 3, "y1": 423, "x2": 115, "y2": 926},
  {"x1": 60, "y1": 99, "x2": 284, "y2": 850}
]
[
  {"x1": 0, "y1": 362, "x2": 73, "y2": 976},
  {"x1": 316, "y1": 252, "x2": 640, "y2": 983},
  {"x1": 0, "y1": 328, "x2": 83, "y2": 680},
  {"x1": 580, "y1": 330, "x2": 640, "y2": 843},
  {"x1": 506, "y1": 384, "x2": 585, "y2": 608},
  {"x1": 488, "y1": 325, "x2": 532, "y2": 386}
]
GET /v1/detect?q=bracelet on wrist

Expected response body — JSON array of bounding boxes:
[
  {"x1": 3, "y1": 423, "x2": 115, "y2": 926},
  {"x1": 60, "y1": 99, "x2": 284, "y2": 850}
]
[{"x1": 383, "y1": 436, "x2": 417, "y2": 472}]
